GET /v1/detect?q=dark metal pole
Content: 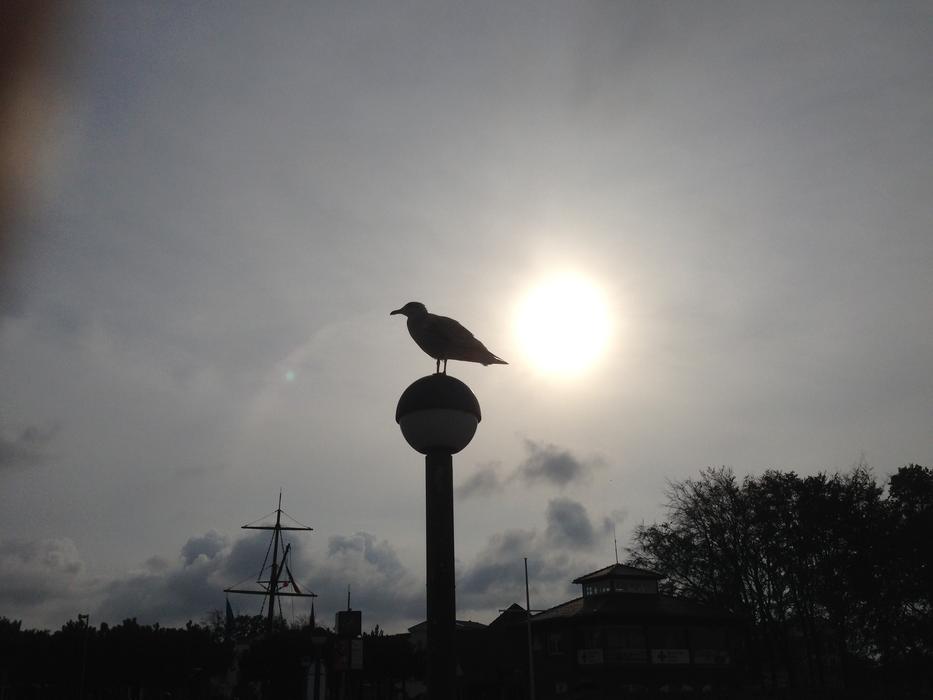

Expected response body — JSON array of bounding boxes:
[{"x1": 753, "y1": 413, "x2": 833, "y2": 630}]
[
  {"x1": 525, "y1": 559, "x2": 535, "y2": 700},
  {"x1": 267, "y1": 494, "x2": 282, "y2": 626},
  {"x1": 425, "y1": 451, "x2": 455, "y2": 699}
]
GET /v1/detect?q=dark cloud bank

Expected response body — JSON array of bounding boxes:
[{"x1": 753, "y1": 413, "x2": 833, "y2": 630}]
[
  {"x1": 96, "y1": 530, "x2": 425, "y2": 631},
  {"x1": 1, "y1": 492, "x2": 626, "y2": 631},
  {"x1": 0, "y1": 424, "x2": 56, "y2": 469}
]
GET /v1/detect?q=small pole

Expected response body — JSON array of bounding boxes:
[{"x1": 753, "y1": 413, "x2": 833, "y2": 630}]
[
  {"x1": 613, "y1": 523, "x2": 619, "y2": 564},
  {"x1": 525, "y1": 558, "x2": 535, "y2": 700},
  {"x1": 266, "y1": 493, "x2": 283, "y2": 627}
]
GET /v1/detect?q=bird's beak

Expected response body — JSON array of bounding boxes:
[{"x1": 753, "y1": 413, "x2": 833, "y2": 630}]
[{"x1": 390, "y1": 308, "x2": 402, "y2": 316}]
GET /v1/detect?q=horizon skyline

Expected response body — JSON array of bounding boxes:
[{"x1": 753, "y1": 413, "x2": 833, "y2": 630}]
[{"x1": 2, "y1": 0, "x2": 931, "y2": 633}]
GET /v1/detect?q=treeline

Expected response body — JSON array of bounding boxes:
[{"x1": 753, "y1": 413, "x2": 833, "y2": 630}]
[
  {"x1": 0, "y1": 614, "x2": 416, "y2": 699},
  {"x1": 628, "y1": 463, "x2": 932, "y2": 691},
  {"x1": 0, "y1": 616, "x2": 231, "y2": 698}
]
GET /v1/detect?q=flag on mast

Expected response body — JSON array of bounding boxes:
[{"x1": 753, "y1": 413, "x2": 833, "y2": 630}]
[{"x1": 225, "y1": 596, "x2": 235, "y2": 638}]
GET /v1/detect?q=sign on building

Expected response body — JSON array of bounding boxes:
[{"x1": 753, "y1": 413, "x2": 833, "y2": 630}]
[
  {"x1": 693, "y1": 649, "x2": 730, "y2": 666},
  {"x1": 650, "y1": 648, "x2": 690, "y2": 664},
  {"x1": 606, "y1": 648, "x2": 648, "y2": 664}
]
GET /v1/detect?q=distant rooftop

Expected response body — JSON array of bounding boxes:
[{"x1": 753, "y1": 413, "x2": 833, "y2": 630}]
[
  {"x1": 572, "y1": 563, "x2": 662, "y2": 584},
  {"x1": 407, "y1": 619, "x2": 487, "y2": 635},
  {"x1": 488, "y1": 603, "x2": 528, "y2": 629},
  {"x1": 532, "y1": 593, "x2": 735, "y2": 623}
]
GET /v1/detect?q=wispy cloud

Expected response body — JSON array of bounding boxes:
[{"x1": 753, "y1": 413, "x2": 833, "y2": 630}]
[
  {"x1": 457, "y1": 496, "x2": 608, "y2": 614},
  {"x1": 455, "y1": 463, "x2": 502, "y2": 500},
  {"x1": 454, "y1": 440, "x2": 605, "y2": 500},
  {"x1": 545, "y1": 497, "x2": 597, "y2": 548},
  {"x1": 0, "y1": 537, "x2": 93, "y2": 628},
  {"x1": 514, "y1": 439, "x2": 603, "y2": 489},
  {"x1": 0, "y1": 424, "x2": 57, "y2": 469}
]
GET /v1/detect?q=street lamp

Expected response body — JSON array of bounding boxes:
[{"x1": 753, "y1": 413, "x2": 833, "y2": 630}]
[
  {"x1": 396, "y1": 374, "x2": 481, "y2": 699},
  {"x1": 311, "y1": 627, "x2": 328, "y2": 700}
]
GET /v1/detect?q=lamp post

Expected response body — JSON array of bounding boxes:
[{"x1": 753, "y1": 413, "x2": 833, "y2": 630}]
[
  {"x1": 311, "y1": 627, "x2": 328, "y2": 700},
  {"x1": 396, "y1": 374, "x2": 481, "y2": 700}
]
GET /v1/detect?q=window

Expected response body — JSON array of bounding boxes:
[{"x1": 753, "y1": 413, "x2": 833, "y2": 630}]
[
  {"x1": 582, "y1": 627, "x2": 602, "y2": 649},
  {"x1": 612, "y1": 578, "x2": 658, "y2": 594},
  {"x1": 547, "y1": 632, "x2": 565, "y2": 655},
  {"x1": 606, "y1": 626, "x2": 646, "y2": 649}
]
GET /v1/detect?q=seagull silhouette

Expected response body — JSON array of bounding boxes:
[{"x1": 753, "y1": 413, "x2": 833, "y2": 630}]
[{"x1": 391, "y1": 301, "x2": 508, "y2": 374}]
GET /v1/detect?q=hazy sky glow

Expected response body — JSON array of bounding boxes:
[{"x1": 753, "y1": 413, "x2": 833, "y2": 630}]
[{"x1": 2, "y1": 0, "x2": 932, "y2": 632}]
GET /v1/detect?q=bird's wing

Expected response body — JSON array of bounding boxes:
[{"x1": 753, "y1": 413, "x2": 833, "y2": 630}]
[{"x1": 426, "y1": 314, "x2": 477, "y2": 344}]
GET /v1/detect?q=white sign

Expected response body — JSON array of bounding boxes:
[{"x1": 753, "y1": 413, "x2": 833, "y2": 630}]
[
  {"x1": 693, "y1": 649, "x2": 730, "y2": 666},
  {"x1": 606, "y1": 648, "x2": 648, "y2": 664},
  {"x1": 651, "y1": 648, "x2": 690, "y2": 664}
]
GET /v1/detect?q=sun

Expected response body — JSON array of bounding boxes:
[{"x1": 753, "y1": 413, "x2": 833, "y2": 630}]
[{"x1": 514, "y1": 273, "x2": 612, "y2": 376}]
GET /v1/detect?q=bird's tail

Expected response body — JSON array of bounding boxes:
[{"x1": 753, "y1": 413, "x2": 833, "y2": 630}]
[{"x1": 483, "y1": 354, "x2": 508, "y2": 366}]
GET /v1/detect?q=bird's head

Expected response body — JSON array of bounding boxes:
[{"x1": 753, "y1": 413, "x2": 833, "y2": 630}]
[{"x1": 390, "y1": 301, "x2": 428, "y2": 318}]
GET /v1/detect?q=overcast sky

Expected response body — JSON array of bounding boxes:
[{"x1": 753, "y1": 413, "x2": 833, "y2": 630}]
[{"x1": 2, "y1": 0, "x2": 931, "y2": 632}]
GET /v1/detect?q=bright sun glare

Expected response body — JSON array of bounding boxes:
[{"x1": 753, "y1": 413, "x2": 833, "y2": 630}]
[{"x1": 515, "y1": 273, "x2": 612, "y2": 376}]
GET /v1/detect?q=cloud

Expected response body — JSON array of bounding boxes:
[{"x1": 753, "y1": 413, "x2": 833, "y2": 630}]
[
  {"x1": 0, "y1": 538, "x2": 84, "y2": 606},
  {"x1": 458, "y1": 528, "x2": 538, "y2": 603},
  {"x1": 601, "y1": 508, "x2": 629, "y2": 538},
  {"x1": 313, "y1": 532, "x2": 422, "y2": 628},
  {"x1": 97, "y1": 532, "x2": 239, "y2": 626},
  {"x1": 457, "y1": 497, "x2": 609, "y2": 616},
  {"x1": 180, "y1": 530, "x2": 225, "y2": 566},
  {"x1": 0, "y1": 538, "x2": 94, "y2": 628},
  {"x1": 327, "y1": 532, "x2": 406, "y2": 580},
  {"x1": 514, "y1": 439, "x2": 603, "y2": 489},
  {"x1": 455, "y1": 464, "x2": 502, "y2": 500},
  {"x1": 545, "y1": 497, "x2": 596, "y2": 548},
  {"x1": 0, "y1": 424, "x2": 57, "y2": 469},
  {"x1": 94, "y1": 529, "x2": 424, "y2": 632},
  {"x1": 454, "y1": 442, "x2": 605, "y2": 501},
  {"x1": 4, "y1": 499, "x2": 615, "y2": 632},
  {"x1": 457, "y1": 525, "x2": 590, "y2": 615}
]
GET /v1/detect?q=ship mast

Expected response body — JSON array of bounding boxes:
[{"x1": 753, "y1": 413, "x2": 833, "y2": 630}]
[{"x1": 224, "y1": 492, "x2": 316, "y2": 627}]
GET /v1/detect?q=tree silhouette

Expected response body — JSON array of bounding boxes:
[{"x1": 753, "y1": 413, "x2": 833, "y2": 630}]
[{"x1": 628, "y1": 464, "x2": 933, "y2": 691}]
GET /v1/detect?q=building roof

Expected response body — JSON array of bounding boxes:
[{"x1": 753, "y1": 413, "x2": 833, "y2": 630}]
[
  {"x1": 407, "y1": 619, "x2": 487, "y2": 634},
  {"x1": 571, "y1": 563, "x2": 662, "y2": 584},
  {"x1": 532, "y1": 593, "x2": 735, "y2": 623},
  {"x1": 488, "y1": 603, "x2": 528, "y2": 629}
]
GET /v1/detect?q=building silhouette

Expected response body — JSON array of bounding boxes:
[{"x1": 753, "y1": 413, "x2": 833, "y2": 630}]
[{"x1": 520, "y1": 563, "x2": 741, "y2": 698}]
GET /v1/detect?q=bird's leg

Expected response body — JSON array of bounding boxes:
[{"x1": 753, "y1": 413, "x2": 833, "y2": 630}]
[
  {"x1": 435, "y1": 358, "x2": 441, "y2": 374},
  {"x1": 442, "y1": 359, "x2": 448, "y2": 374}
]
